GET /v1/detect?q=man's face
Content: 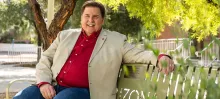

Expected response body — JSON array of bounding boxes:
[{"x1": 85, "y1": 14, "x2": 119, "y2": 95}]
[{"x1": 81, "y1": 7, "x2": 104, "y2": 36}]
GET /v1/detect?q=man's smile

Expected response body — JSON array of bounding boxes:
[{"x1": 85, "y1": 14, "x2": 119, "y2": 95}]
[{"x1": 87, "y1": 23, "x2": 95, "y2": 27}]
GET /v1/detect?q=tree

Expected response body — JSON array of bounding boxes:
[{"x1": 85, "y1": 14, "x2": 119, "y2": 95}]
[
  {"x1": 96, "y1": 0, "x2": 220, "y2": 41},
  {"x1": 0, "y1": 0, "x2": 35, "y2": 43},
  {"x1": 67, "y1": 0, "x2": 87, "y2": 29},
  {"x1": 103, "y1": 6, "x2": 142, "y2": 37},
  {"x1": 28, "y1": 0, "x2": 77, "y2": 50}
]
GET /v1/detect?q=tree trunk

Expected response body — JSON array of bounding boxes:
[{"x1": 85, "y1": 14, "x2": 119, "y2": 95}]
[
  {"x1": 36, "y1": 27, "x2": 42, "y2": 62},
  {"x1": 48, "y1": 0, "x2": 77, "y2": 43},
  {"x1": 28, "y1": 0, "x2": 77, "y2": 51}
]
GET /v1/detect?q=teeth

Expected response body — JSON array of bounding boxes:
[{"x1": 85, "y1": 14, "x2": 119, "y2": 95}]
[
  {"x1": 87, "y1": 23, "x2": 95, "y2": 27},
  {"x1": 88, "y1": 24, "x2": 94, "y2": 26}
]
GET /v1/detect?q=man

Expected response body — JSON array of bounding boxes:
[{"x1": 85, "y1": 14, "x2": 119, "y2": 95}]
[{"x1": 14, "y1": 1, "x2": 174, "y2": 99}]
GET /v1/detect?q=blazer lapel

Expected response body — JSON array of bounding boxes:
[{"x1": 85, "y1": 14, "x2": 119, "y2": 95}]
[
  {"x1": 67, "y1": 30, "x2": 81, "y2": 55},
  {"x1": 89, "y1": 30, "x2": 107, "y2": 63}
]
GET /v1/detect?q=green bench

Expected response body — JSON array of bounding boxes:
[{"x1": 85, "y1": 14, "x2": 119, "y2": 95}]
[
  {"x1": 5, "y1": 64, "x2": 220, "y2": 99},
  {"x1": 117, "y1": 64, "x2": 220, "y2": 99}
]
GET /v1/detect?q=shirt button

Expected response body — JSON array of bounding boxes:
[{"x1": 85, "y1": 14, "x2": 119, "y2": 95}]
[
  {"x1": 64, "y1": 71, "x2": 66, "y2": 74},
  {"x1": 86, "y1": 40, "x2": 88, "y2": 42},
  {"x1": 81, "y1": 44, "x2": 84, "y2": 46},
  {"x1": 60, "y1": 81, "x2": 62, "y2": 83},
  {"x1": 75, "y1": 54, "x2": 78, "y2": 56},
  {"x1": 69, "y1": 61, "x2": 72, "y2": 63}
]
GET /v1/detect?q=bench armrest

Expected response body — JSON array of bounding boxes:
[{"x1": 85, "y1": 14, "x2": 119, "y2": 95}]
[{"x1": 5, "y1": 79, "x2": 36, "y2": 99}]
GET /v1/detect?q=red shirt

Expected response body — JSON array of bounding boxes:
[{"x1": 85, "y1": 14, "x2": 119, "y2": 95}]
[
  {"x1": 38, "y1": 29, "x2": 101, "y2": 88},
  {"x1": 56, "y1": 29, "x2": 100, "y2": 88}
]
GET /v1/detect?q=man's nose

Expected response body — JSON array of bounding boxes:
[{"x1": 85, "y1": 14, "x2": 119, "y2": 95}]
[{"x1": 88, "y1": 17, "x2": 94, "y2": 22}]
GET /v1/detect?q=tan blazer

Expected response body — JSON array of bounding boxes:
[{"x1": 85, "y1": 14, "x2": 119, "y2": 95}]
[{"x1": 35, "y1": 28, "x2": 157, "y2": 99}]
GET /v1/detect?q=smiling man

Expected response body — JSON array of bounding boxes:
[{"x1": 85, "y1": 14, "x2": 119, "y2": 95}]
[
  {"x1": 81, "y1": 6, "x2": 104, "y2": 36},
  {"x1": 13, "y1": 1, "x2": 174, "y2": 99}
]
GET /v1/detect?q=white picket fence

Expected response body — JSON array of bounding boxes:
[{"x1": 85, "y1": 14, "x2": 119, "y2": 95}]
[
  {"x1": 151, "y1": 39, "x2": 183, "y2": 52},
  {"x1": 200, "y1": 39, "x2": 220, "y2": 66},
  {"x1": 0, "y1": 43, "x2": 41, "y2": 64},
  {"x1": 150, "y1": 38, "x2": 190, "y2": 61},
  {"x1": 136, "y1": 38, "x2": 191, "y2": 64}
]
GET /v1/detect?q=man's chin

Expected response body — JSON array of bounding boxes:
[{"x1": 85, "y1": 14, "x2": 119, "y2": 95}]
[{"x1": 85, "y1": 29, "x2": 96, "y2": 34}]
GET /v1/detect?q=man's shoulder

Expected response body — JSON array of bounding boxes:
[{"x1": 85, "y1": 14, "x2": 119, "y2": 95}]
[
  {"x1": 60, "y1": 28, "x2": 81, "y2": 35},
  {"x1": 58, "y1": 28, "x2": 81, "y2": 38},
  {"x1": 102, "y1": 29, "x2": 125, "y2": 38}
]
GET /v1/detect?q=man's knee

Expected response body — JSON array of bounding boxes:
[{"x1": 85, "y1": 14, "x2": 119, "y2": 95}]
[{"x1": 13, "y1": 85, "x2": 43, "y2": 99}]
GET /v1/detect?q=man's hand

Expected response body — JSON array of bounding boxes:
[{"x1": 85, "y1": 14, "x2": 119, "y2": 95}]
[
  {"x1": 158, "y1": 56, "x2": 175, "y2": 75},
  {"x1": 40, "y1": 84, "x2": 56, "y2": 99}
]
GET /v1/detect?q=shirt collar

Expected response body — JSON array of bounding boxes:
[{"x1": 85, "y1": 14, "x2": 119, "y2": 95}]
[{"x1": 81, "y1": 28, "x2": 102, "y2": 39}]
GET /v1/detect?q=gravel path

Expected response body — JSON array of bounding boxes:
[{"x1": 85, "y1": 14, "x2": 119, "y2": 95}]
[{"x1": 0, "y1": 92, "x2": 17, "y2": 99}]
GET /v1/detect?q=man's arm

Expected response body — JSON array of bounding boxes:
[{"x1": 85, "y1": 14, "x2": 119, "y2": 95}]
[
  {"x1": 122, "y1": 36, "x2": 157, "y2": 66},
  {"x1": 35, "y1": 32, "x2": 62, "y2": 84},
  {"x1": 122, "y1": 36, "x2": 174, "y2": 74},
  {"x1": 35, "y1": 32, "x2": 63, "y2": 99}
]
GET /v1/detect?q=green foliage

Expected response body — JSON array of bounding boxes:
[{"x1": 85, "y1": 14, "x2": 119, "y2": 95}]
[
  {"x1": 183, "y1": 39, "x2": 190, "y2": 49},
  {"x1": 96, "y1": 0, "x2": 220, "y2": 41},
  {"x1": 37, "y1": 0, "x2": 61, "y2": 17},
  {"x1": 144, "y1": 40, "x2": 160, "y2": 56},
  {"x1": 190, "y1": 46, "x2": 196, "y2": 57},
  {"x1": 64, "y1": 0, "x2": 87, "y2": 29},
  {"x1": 0, "y1": 0, "x2": 36, "y2": 43},
  {"x1": 199, "y1": 37, "x2": 220, "y2": 61},
  {"x1": 123, "y1": 64, "x2": 130, "y2": 77},
  {"x1": 206, "y1": 78, "x2": 220, "y2": 98},
  {"x1": 182, "y1": 0, "x2": 220, "y2": 41},
  {"x1": 103, "y1": 6, "x2": 142, "y2": 37}
]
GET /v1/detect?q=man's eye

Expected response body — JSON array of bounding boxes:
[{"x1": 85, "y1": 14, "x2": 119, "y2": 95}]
[{"x1": 93, "y1": 16, "x2": 99, "y2": 19}]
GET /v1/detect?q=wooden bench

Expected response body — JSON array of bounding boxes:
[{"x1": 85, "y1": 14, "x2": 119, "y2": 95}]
[{"x1": 5, "y1": 64, "x2": 220, "y2": 99}]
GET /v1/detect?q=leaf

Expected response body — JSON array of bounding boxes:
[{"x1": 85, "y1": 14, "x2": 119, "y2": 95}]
[{"x1": 123, "y1": 64, "x2": 129, "y2": 77}]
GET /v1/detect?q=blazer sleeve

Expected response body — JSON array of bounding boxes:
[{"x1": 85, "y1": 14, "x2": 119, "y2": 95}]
[
  {"x1": 35, "y1": 32, "x2": 62, "y2": 84},
  {"x1": 122, "y1": 35, "x2": 157, "y2": 66}
]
